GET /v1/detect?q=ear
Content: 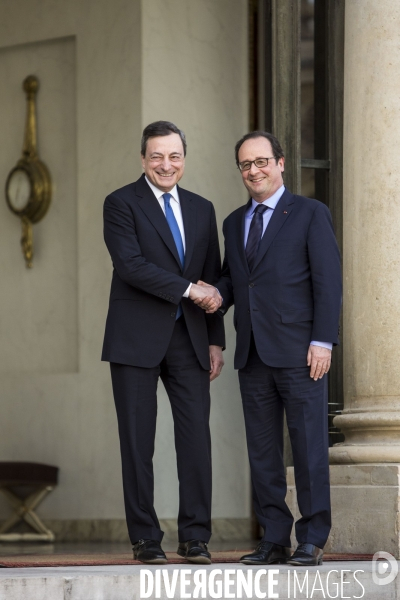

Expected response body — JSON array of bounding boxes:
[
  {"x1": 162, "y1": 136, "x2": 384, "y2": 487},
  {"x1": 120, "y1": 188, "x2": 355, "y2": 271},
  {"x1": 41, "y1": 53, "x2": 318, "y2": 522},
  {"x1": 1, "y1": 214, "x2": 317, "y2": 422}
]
[{"x1": 279, "y1": 156, "x2": 285, "y2": 172}]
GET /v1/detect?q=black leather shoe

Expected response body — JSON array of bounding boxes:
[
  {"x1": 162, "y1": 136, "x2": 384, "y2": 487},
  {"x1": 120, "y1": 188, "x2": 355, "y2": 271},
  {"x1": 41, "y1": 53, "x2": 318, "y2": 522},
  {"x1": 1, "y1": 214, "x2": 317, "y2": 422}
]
[
  {"x1": 133, "y1": 539, "x2": 167, "y2": 564},
  {"x1": 240, "y1": 541, "x2": 291, "y2": 565},
  {"x1": 287, "y1": 543, "x2": 323, "y2": 566},
  {"x1": 177, "y1": 540, "x2": 211, "y2": 564}
]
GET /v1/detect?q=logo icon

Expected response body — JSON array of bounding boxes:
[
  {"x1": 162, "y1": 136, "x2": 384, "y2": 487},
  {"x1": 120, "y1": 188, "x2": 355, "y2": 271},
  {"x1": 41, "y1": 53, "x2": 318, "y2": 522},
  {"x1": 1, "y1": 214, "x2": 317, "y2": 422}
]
[{"x1": 372, "y1": 551, "x2": 398, "y2": 586}]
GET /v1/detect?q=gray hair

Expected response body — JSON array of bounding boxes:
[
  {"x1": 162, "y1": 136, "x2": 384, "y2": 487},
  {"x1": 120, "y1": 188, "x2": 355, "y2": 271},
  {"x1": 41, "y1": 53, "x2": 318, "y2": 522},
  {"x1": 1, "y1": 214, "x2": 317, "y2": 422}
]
[{"x1": 141, "y1": 121, "x2": 187, "y2": 156}]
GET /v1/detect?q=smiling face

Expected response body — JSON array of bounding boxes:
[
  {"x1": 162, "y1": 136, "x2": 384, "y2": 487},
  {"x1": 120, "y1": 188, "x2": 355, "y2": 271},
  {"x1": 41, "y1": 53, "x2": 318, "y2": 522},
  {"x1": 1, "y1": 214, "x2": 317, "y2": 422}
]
[
  {"x1": 141, "y1": 133, "x2": 185, "y2": 192},
  {"x1": 238, "y1": 137, "x2": 285, "y2": 202}
]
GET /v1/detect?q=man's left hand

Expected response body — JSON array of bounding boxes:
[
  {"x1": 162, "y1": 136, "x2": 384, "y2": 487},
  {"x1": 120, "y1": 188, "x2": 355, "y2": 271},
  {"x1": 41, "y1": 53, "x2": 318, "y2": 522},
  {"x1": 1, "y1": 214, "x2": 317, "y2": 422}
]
[
  {"x1": 307, "y1": 345, "x2": 331, "y2": 381},
  {"x1": 209, "y1": 345, "x2": 224, "y2": 381}
]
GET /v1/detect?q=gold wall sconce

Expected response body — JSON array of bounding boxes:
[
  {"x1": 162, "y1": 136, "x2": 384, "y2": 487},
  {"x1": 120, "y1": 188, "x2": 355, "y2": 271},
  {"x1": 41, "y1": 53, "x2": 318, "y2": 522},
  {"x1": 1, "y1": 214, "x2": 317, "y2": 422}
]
[{"x1": 5, "y1": 75, "x2": 52, "y2": 268}]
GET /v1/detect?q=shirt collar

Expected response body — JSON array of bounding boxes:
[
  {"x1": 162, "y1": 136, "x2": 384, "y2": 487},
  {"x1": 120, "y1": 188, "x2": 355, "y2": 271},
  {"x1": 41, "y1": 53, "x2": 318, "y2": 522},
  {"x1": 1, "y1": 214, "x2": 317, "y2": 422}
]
[
  {"x1": 145, "y1": 176, "x2": 179, "y2": 203},
  {"x1": 249, "y1": 184, "x2": 285, "y2": 214}
]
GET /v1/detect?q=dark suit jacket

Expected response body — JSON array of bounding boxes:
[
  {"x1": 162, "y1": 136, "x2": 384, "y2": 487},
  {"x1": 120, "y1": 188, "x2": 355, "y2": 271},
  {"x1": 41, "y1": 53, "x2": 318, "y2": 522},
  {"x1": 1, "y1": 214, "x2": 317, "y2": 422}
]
[
  {"x1": 102, "y1": 174, "x2": 225, "y2": 369},
  {"x1": 217, "y1": 189, "x2": 342, "y2": 369}
]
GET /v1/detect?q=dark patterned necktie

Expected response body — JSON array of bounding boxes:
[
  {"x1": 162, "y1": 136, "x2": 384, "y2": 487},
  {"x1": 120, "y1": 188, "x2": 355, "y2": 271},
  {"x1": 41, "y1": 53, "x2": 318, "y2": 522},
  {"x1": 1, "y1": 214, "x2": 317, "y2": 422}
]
[{"x1": 245, "y1": 204, "x2": 268, "y2": 272}]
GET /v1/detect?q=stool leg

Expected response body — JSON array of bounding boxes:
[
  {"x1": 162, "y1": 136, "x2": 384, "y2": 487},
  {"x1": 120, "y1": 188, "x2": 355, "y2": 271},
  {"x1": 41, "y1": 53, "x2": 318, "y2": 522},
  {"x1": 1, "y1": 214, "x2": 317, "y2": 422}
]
[
  {"x1": 23, "y1": 486, "x2": 53, "y2": 512},
  {"x1": 22, "y1": 487, "x2": 54, "y2": 535},
  {"x1": 0, "y1": 511, "x2": 22, "y2": 534},
  {"x1": 0, "y1": 487, "x2": 22, "y2": 509},
  {"x1": 0, "y1": 488, "x2": 24, "y2": 534},
  {"x1": 0, "y1": 485, "x2": 55, "y2": 539}
]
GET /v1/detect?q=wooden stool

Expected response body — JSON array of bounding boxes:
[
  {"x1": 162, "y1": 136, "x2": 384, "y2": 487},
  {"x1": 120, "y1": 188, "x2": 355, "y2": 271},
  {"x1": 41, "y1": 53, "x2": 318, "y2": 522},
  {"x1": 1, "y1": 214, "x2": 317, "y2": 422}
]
[{"x1": 0, "y1": 462, "x2": 58, "y2": 542}]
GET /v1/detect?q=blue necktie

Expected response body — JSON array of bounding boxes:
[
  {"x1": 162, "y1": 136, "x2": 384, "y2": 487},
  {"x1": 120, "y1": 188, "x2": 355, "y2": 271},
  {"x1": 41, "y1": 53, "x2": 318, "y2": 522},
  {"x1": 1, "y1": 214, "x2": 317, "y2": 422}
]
[
  {"x1": 163, "y1": 193, "x2": 185, "y2": 319},
  {"x1": 246, "y1": 204, "x2": 268, "y2": 272}
]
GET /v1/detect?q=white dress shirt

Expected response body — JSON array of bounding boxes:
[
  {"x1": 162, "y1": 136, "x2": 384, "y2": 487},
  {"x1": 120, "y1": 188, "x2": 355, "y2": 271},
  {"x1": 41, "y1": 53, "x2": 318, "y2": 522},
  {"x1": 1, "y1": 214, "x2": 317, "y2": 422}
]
[
  {"x1": 244, "y1": 185, "x2": 332, "y2": 351},
  {"x1": 145, "y1": 176, "x2": 191, "y2": 298}
]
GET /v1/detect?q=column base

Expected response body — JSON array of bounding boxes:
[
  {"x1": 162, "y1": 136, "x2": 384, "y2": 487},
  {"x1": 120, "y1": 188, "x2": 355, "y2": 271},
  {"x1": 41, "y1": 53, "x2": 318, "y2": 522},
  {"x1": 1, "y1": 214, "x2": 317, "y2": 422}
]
[
  {"x1": 329, "y1": 444, "x2": 400, "y2": 463},
  {"x1": 286, "y1": 464, "x2": 400, "y2": 558},
  {"x1": 330, "y1": 409, "x2": 400, "y2": 463}
]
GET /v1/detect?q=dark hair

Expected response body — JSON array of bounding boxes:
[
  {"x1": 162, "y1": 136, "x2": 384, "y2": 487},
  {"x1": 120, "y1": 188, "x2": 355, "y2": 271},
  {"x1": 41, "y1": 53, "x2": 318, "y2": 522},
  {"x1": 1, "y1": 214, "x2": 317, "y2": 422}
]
[
  {"x1": 234, "y1": 131, "x2": 284, "y2": 166},
  {"x1": 141, "y1": 121, "x2": 187, "y2": 156}
]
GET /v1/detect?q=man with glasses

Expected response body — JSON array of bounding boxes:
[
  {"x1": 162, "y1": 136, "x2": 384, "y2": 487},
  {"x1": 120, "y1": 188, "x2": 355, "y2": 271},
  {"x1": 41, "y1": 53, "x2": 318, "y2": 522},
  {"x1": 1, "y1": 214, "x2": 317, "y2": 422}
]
[
  {"x1": 197, "y1": 131, "x2": 341, "y2": 566},
  {"x1": 102, "y1": 121, "x2": 224, "y2": 565}
]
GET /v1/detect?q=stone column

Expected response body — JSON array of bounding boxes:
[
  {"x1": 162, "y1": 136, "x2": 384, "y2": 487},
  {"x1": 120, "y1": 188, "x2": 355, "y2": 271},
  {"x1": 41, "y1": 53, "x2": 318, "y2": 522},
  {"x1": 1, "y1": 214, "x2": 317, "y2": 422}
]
[{"x1": 327, "y1": 0, "x2": 400, "y2": 557}]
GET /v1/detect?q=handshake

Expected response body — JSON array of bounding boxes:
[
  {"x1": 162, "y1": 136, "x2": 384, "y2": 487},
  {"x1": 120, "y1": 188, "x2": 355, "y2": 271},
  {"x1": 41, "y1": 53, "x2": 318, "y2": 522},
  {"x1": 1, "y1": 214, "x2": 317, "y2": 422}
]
[{"x1": 189, "y1": 280, "x2": 222, "y2": 313}]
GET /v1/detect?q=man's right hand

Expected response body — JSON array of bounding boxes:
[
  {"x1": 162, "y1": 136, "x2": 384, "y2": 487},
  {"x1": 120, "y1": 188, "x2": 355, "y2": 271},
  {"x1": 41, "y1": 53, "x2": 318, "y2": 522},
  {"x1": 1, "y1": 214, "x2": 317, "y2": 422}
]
[{"x1": 189, "y1": 281, "x2": 222, "y2": 313}]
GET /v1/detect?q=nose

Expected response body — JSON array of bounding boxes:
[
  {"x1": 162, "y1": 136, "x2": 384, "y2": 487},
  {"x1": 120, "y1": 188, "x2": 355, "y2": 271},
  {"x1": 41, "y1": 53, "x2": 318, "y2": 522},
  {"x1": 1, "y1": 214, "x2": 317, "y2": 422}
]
[
  {"x1": 248, "y1": 161, "x2": 261, "y2": 175},
  {"x1": 160, "y1": 157, "x2": 172, "y2": 171}
]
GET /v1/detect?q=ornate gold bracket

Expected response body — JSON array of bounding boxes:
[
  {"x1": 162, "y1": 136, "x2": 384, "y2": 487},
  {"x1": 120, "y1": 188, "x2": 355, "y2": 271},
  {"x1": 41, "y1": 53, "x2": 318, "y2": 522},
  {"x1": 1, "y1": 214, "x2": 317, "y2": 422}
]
[
  {"x1": 23, "y1": 75, "x2": 39, "y2": 160},
  {"x1": 5, "y1": 75, "x2": 52, "y2": 268},
  {"x1": 21, "y1": 217, "x2": 33, "y2": 269}
]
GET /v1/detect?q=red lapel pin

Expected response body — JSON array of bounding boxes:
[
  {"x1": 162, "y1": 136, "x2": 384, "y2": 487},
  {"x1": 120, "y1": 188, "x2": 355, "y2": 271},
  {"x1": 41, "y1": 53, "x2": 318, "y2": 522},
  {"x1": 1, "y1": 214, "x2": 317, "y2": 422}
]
[{"x1": 283, "y1": 210, "x2": 288, "y2": 214}]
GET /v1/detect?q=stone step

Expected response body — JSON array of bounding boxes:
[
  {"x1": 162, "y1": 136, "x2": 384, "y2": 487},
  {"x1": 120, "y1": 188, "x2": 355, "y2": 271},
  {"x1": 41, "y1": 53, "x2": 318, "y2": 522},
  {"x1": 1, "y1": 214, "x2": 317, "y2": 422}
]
[{"x1": 0, "y1": 561, "x2": 396, "y2": 600}]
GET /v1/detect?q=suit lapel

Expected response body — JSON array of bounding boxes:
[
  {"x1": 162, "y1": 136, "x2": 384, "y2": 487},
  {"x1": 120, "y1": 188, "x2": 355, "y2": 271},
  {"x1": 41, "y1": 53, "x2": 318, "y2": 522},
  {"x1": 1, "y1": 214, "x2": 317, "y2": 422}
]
[
  {"x1": 251, "y1": 189, "x2": 295, "y2": 271},
  {"x1": 178, "y1": 186, "x2": 196, "y2": 273},
  {"x1": 136, "y1": 175, "x2": 182, "y2": 269}
]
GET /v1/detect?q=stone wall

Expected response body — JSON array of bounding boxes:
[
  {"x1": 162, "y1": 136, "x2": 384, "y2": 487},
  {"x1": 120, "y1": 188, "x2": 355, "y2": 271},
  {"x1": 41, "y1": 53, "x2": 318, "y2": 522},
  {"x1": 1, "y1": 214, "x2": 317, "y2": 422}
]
[{"x1": 0, "y1": 0, "x2": 250, "y2": 538}]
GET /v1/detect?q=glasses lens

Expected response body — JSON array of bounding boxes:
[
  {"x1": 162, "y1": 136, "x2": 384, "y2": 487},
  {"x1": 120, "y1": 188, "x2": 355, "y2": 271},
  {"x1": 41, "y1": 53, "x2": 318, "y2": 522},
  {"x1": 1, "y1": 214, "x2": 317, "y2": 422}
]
[
  {"x1": 239, "y1": 162, "x2": 251, "y2": 171},
  {"x1": 254, "y1": 158, "x2": 270, "y2": 168}
]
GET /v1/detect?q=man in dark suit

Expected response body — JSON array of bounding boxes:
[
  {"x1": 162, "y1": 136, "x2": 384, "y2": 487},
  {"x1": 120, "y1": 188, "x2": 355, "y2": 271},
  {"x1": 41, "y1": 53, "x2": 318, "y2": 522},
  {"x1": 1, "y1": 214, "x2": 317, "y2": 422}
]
[
  {"x1": 102, "y1": 121, "x2": 224, "y2": 564},
  {"x1": 197, "y1": 131, "x2": 341, "y2": 566}
]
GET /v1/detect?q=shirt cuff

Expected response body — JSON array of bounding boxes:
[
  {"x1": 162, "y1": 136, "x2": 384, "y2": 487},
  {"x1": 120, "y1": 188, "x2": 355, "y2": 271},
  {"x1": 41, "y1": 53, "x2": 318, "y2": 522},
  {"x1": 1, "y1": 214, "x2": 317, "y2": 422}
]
[
  {"x1": 310, "y1": 341, "x2": 333, "y2": 351},
  {"x1": 183, "y1": 283, "x2": 192, "y2": 298}
]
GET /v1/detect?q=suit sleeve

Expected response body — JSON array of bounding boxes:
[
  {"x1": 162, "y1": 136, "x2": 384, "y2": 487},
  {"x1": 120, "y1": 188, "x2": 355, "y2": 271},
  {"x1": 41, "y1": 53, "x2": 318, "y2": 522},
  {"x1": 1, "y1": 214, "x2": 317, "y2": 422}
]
[
  {"x1": 104, "y1": 193, "x2": 190, "y2": 304},
  {"x1": 308, "y1": 203, "x2": 342, "y2": 344},
  {"x1": 214, "y1": 219, "x2": 235, "y2": 314},
  {"x1": 200, "y1": 204, "x2": 226, "y2": 348}
]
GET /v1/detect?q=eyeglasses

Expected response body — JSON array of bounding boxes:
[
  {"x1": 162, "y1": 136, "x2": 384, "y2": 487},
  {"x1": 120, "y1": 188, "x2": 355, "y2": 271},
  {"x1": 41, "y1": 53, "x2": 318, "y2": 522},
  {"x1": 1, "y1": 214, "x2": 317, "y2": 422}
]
[{"x1": 238, "y1": 157, "x2": 276, "y2": 171}]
